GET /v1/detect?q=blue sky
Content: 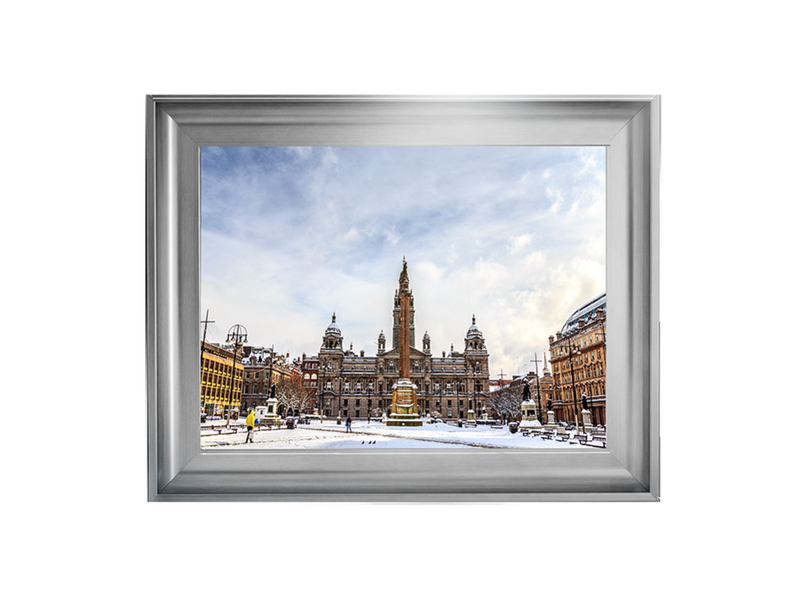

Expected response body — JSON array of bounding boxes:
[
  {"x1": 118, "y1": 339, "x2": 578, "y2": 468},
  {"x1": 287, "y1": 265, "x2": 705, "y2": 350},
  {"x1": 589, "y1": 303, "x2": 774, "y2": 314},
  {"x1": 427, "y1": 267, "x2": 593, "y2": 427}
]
[{"x1": 201, "y1": 146, "x2": 605, "y2": 377}]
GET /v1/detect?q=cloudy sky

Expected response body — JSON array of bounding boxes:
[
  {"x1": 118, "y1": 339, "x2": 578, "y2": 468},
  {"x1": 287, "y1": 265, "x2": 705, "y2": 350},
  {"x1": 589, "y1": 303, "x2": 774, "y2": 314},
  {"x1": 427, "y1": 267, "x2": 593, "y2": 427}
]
[{"x1": 200, "y1": 146, "x2": 605, "y2": 378}]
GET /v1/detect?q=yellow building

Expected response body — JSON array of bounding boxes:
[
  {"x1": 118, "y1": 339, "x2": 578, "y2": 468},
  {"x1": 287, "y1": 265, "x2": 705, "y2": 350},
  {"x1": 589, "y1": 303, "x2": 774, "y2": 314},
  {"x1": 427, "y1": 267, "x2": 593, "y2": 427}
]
[
  {"x1": 548, "y1": 293, "x2": 607, "y2": 427},
  {"x1": 201, "y1": 341, "x2": 244, "y2": 419}
]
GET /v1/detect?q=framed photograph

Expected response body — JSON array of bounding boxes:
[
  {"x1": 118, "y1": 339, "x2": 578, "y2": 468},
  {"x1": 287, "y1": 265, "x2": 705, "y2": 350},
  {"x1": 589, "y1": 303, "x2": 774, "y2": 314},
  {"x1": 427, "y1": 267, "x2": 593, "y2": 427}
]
[{"x1": 146, "y1": 95, "x2": 660, "y2": 501}]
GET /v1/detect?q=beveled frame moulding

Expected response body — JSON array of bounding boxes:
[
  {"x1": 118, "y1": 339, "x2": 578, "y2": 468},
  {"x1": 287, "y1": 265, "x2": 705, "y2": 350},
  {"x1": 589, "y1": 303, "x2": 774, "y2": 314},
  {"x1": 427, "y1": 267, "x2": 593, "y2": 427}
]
[{"x1": 146, "y1": 95, "x2": 660, "y2": 501}]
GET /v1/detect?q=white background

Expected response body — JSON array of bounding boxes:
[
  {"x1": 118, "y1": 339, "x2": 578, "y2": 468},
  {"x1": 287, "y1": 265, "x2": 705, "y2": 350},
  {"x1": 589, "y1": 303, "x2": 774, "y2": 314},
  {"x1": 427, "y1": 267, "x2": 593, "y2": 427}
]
[{"x1": 3, "y1": 2, "x2": 800, "y2": 602}]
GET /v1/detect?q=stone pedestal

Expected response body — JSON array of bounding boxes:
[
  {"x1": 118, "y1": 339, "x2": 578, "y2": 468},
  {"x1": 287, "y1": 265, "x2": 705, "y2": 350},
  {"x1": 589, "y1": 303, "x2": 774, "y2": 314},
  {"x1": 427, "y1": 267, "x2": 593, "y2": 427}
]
[
  {"x1": 256, "y1": 398, "x2": 282, "y2": 426},
  {"x1": 519, "y1": 400, "x2": 542, "y2": 429},
  {"x1": 581, "y1": 409, "x2": 594, "y2": 432},
  {"x1": 386, "y1": 379, "x2": 422, "y2": 426},
  {"x1": 467, "y1": 408, "x2": 476, "y2": 424},
  {"x1": 546, "y1": 410, "x2": 557, "y2": 430}
]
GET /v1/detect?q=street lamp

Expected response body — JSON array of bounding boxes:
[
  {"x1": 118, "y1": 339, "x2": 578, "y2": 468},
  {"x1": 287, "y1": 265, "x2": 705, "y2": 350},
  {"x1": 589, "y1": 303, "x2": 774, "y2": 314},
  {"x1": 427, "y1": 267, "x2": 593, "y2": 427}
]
[
  {"x1": 438, "y1": 379, "x2": 443, "y2": 418},
  {"x1": 534, "y1": 363, "x2": 543, "y2": 425},
  {"x1": 367, "y1": 380, "x2": 373, "y2": 423},
  {"x1": 566, "y1": 342, "x2": 582, "y2": 434},
  {"x1": 225, "y1": 324, "x2": 247, "y2": 428},
  {"x1": 471, "y1": 365, "x2": 476, "y2": 419}
]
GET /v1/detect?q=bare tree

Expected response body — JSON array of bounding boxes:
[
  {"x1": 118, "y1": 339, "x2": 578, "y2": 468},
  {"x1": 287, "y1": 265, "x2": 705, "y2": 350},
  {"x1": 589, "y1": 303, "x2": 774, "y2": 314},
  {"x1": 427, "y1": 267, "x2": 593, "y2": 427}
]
[
  {"x1": 483, "y1": 384, "x2": 523, "y2": 424},
  {"x1": 275, "y1": 375, "x2": 317, "y2": 417}
]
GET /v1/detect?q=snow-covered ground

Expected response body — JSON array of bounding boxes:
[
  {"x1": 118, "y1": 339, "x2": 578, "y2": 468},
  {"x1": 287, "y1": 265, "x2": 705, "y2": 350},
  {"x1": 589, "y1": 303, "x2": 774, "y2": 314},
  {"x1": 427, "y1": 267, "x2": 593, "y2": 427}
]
[{"x1": 201, "y1": 418, "x2": 598, "y2": 449}]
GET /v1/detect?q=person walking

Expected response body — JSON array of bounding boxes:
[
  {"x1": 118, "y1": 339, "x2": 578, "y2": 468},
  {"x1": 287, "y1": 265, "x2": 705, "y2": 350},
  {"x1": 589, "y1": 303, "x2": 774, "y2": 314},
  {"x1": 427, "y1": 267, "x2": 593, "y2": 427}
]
[
  {"x1": 245, "y1": 408, "x2": 255, "y2": 443},
  {"x1": 345, "y1": 414, "x2": 352, "y2": 433}
]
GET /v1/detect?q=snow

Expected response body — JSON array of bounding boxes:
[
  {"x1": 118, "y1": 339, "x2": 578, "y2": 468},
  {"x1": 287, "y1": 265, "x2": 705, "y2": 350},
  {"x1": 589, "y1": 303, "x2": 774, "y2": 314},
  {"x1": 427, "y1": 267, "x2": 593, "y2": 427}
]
[{"x1": 200, "y1": 418, "x2": 598, "y2": 449}]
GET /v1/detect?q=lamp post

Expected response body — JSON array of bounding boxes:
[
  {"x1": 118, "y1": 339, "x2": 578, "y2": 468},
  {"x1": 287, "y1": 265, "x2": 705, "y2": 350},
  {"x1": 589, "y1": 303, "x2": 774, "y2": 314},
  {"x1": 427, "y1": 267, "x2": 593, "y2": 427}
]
[
  {"x1": 566, "y1": 342, "x2": 581, "y2": 433},
  {"x1": 337, "y1": 364, "x2": 343, "y2": 421},
  {"x1": 225, "y1": 324, "x2": 247, "y2": 428},
  {"x1": 471, "y1": 365, "x2": 477, "y2": 419},
  {"x1": 200, "y1": 310, "x2": 215, "y2": 418},
  {"x1": 438, "y1": 378, "x2": 443, "y2": 418},
  {"x1": 267, "y1": 344, "x2": 275, "y2": 403},
  {"x1": 530, "y1": 353, "x2": 543, "y2": 424},
  {"x1": 367, "y1": 380, "x2": 372, "y2": 423}
]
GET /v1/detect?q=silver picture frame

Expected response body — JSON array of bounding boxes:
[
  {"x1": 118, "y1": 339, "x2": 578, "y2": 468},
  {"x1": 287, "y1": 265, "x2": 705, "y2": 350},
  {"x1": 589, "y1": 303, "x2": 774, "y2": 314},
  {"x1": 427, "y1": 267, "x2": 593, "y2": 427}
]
[{"x1": 146, "y1": 95, "x2": 660, "y2": 501}]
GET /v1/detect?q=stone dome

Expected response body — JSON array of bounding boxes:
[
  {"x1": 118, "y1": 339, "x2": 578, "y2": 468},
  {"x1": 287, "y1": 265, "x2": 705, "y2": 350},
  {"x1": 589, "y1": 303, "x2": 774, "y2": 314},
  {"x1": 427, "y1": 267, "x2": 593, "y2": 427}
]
[
  {"x1": 466, "y1": 315, "x2": 483, "y2": 338},
  {"x1": 560, "y1": 293, "x2": 606, "y2": 335},
  {"x1": 325, "y1": 312, "x2": 341, "y2": 336}
]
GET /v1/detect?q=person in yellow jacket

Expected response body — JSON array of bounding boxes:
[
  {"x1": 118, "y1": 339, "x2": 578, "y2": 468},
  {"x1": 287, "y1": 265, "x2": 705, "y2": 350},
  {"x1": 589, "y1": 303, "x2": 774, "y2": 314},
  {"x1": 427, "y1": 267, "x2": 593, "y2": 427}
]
[{"x1": 245, "y1": 408, "x2": 255, "y2": 443}]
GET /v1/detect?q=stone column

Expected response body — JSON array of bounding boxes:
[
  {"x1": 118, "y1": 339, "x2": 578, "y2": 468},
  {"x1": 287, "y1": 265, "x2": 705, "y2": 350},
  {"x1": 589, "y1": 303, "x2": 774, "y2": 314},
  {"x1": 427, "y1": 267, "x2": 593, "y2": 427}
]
[{"x1": 387, "y1": 258, "x2": 422, "y2": 426}]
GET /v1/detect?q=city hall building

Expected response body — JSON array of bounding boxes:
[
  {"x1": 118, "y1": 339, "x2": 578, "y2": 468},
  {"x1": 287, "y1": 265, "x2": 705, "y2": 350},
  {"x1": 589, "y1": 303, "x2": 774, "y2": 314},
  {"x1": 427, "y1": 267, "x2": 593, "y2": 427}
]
[{"x1": 316, "y1": 262, "x2": 490, "y2": 420}]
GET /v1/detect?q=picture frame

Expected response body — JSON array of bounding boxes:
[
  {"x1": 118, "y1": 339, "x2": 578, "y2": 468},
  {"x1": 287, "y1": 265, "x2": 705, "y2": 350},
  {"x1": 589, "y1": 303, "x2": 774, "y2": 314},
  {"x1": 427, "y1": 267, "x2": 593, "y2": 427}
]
[{"x1": 146, "y1": 95, "x2": 660, "y2": 501}]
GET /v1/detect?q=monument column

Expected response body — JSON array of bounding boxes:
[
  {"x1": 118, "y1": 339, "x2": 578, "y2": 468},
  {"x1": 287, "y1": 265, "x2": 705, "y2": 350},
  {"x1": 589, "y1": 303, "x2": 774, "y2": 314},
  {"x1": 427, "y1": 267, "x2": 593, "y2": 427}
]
[
  {"x1": 399, "y1": 260, "x2": 411, "y2": 380},
  {"x1": 387, "y1": 257, "x2": 422, "y2": 426}
]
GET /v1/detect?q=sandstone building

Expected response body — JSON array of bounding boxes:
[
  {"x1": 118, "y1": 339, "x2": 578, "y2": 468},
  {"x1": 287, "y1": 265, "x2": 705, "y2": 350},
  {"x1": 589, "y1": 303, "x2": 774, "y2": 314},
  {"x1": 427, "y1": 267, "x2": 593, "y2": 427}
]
[
  {"x1": 548, "y1": 293, "x2": 607, "y2": 426},
  {"x1": 317, "y1": 262, "x2": 490, "y2": 420},
  {"x1": 238, "y1": 346, "x2": 302, "y2": 414}
]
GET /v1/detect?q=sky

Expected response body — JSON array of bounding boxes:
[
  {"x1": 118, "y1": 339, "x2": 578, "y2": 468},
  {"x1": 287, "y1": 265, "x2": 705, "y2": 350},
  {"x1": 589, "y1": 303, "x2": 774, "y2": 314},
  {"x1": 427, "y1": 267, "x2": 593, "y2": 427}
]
[{"x1": 200, "y1": 146, "x2": 605, "y2": 378}]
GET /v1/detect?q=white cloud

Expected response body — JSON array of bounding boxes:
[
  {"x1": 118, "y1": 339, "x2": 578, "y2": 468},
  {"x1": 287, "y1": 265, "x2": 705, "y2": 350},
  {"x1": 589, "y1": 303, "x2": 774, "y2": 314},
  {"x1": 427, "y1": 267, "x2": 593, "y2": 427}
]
[
  {"x1": 384, "y1": 228, "x2": 400, "y2": 246},
  {"x1": 507, "y1": 233, "x2": 533, "y2": 255},
  {"x1": 201, "y1": 146, "x2": 605, "y2": 376}
]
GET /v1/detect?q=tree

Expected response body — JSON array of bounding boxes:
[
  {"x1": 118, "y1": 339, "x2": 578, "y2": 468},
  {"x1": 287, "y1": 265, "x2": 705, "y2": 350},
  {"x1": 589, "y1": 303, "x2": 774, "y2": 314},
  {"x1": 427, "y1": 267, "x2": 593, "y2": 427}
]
[
  {"x1": 483, "y1": 383, "x2": 523, "y2": 424},
  {"x1": 275, "y1": 374, "x2": 317, "y2": 417}
]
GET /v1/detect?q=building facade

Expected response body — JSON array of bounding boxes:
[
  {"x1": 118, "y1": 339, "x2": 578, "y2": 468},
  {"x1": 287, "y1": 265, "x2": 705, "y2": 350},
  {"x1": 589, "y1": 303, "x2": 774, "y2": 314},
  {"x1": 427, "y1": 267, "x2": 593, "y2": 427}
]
[
  {"x1": 239, "y1": 346, "x2": 303, "y2": 414},
  {"x1": 524, "y1": 356, "x2": 555, "y2": 423},
  {"x1": 301, "y1": 354, "x2": 319, "y2": 411},
  {"x1": 317, "y1": 264, "x2": 490, "y2": 420},
  {"x1": 548, "y1": 293, "x2": 607, "y2": 426},
  {"x1": 201, "y1": 341, "x2": 244, "y2": 419}
]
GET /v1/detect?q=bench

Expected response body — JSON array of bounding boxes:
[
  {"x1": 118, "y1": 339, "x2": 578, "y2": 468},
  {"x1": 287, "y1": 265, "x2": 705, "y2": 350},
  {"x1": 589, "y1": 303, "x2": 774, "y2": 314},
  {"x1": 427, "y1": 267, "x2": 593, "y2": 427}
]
[
  {"x1": 201, "y1": 428, "x2": 238, "y2": 437},
  {"x1": 581, "y1": 436, "x2": 606, "y2": 448},
  {"x1": 490, "y1": 425, "x2": 504, "y2": 430},
  {"x1": 555, "y1": 433, "x2": 570, "y2": 442},
  {"x1": 540, "y1": 432, "x2": 554, "y2": 440}
]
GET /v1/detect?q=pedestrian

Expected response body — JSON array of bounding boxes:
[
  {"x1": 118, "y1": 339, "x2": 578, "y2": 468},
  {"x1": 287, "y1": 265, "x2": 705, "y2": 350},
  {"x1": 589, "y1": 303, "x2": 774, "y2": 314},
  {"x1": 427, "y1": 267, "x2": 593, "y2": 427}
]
[
  {"x1": 346, "y1": 414, "x2": 352, "y2": 433},
  {"x1": 245, "y1": 408, "x2": 255, "y2": 443}
]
